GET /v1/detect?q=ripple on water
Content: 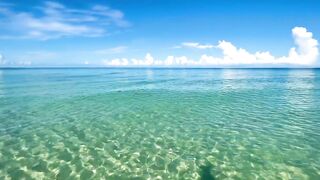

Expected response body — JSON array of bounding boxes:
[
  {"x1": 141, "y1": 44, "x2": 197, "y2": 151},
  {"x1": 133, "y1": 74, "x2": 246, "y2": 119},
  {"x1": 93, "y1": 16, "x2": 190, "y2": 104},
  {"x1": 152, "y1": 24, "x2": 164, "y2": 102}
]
[{"x1": 1, "y1": 69, "x2": 320, "y2": 179}]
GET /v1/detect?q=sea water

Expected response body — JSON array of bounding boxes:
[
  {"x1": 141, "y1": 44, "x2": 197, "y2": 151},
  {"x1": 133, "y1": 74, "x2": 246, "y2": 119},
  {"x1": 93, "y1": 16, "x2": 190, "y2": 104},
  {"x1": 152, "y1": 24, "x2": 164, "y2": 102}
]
[{"x1": 0, "y1": 68, "x2": 319, "y2": 179}]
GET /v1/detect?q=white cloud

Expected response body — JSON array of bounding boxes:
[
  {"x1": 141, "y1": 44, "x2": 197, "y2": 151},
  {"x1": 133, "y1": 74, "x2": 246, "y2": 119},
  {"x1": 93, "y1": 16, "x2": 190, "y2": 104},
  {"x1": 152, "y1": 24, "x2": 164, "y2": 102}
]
[
  {"x1": 286, "y1": 27, "x2": 319, "y2": 64},
  {"x1": 95, "y1": 46, "x2": 127, "y2": 54},
  {"x1": 0, "y1": 56, "x2": 31, "y2": 66},
  {"x1": 0, "y1": 53, "x2": 5, "y2": 65},
  {"x1": 181, "y1": 42, "x2": 214, "y2": 49},
  {"x1": 103, "y1": 27, "x2": 319, "y2": 67},
  {"x1": 0, "y1": 1, "x2": 129, "y2": 40},
  {"x1": 103, "y1": 53, "x2": 195, "y2": 66},
  {"x1": 0, "y1": 51, "x2": 57, "y2": 66}
]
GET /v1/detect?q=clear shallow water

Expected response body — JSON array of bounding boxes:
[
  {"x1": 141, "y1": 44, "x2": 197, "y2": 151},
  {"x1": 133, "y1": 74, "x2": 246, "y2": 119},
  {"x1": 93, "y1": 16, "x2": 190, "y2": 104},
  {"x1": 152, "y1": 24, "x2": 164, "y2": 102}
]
[{"x1": 0, "y1": 68, "x2": 320, "y2": 179}]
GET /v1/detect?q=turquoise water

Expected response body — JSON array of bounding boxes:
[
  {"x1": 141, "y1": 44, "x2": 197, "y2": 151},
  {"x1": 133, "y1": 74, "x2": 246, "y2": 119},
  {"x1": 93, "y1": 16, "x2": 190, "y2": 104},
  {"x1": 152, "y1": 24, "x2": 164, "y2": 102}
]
[{"x1": 0, "y1": 68, "x2": 320, "y2": 179}]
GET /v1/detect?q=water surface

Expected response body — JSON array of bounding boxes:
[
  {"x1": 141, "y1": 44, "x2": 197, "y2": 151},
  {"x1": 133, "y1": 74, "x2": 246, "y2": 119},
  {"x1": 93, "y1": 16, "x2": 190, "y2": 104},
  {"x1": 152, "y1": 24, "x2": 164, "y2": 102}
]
[{"x1": 0, "y1": 68, "x2": 320, "y2": 179}]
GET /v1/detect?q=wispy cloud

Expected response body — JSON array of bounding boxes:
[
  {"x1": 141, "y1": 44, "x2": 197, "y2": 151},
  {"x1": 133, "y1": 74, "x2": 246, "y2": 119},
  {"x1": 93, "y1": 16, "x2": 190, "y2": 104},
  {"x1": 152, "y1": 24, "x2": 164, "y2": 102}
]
[
  {"x1": 95, "y1": 46, "x2": 127, "y2": 54},
  {"x1": 174, "y1": 42, "x2": 214, "y2": 49},
  {"x1": 0, "y1": 53, "x2": 5, "y2": 65},
  {"x1": 0, "y1": 1, "x2": 130, "y2": 40},
  {"x1": 103, "y1": 27, "x2": 319, "y2": 67}
]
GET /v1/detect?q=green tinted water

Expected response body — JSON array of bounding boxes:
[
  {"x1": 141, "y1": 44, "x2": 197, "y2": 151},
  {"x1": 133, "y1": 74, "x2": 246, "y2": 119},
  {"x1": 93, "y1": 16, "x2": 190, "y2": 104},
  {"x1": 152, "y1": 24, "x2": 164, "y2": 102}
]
[{"x1": 0, "y1": 69, "x2": 319, "y2": 179}]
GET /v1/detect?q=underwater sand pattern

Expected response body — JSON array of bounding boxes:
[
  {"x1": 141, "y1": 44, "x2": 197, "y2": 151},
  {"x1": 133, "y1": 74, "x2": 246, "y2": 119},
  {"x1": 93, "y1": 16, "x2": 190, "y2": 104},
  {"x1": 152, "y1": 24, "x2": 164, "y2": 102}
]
[{"x1": 0, "y1": 69, "x2": 320, "y2": 179}]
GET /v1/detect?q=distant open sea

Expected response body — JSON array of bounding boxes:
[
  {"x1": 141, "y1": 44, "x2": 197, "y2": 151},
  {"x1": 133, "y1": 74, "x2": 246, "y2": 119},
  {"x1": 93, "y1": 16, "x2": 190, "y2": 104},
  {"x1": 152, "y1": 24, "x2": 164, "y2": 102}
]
[{"x1": 0, "y1": 68, "x2": 319, "y2": 179}]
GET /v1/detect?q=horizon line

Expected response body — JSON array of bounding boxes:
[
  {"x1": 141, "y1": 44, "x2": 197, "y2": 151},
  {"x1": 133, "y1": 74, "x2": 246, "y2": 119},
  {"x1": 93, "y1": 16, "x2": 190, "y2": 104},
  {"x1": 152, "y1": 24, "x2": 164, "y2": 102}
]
[{"x1": 1, "y1": 66, "x2": 320, "y2": 70}]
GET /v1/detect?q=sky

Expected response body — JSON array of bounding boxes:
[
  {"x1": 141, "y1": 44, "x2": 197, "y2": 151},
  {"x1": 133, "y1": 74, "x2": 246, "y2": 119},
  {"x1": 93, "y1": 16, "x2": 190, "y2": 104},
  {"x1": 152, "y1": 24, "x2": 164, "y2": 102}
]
[{"x1": 0, "y1": 0, "x2": 319, "y2": 67}]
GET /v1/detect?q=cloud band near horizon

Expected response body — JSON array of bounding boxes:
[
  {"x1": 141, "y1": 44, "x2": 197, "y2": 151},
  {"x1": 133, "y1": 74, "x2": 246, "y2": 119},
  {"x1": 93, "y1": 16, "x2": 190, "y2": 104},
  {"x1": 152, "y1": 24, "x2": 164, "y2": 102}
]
[
  {"x1": 103, "y1": 27, "x2": 319, "y2": 67},
  {"x1": 0, "y1": 27, "x2": 318, "y2": 67}
]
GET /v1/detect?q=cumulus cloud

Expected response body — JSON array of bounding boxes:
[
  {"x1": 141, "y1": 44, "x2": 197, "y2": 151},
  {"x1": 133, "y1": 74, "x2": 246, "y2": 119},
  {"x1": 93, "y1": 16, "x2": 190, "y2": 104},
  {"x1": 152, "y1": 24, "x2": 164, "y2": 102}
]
[
  {"x1": 103, "y1": 53, "x2": 155, "y2": 66},
  {"x1": 0, "y1": 1, "x2": 129, "y2": 40},
  {"x1": 103, "y1": 27, "x2": 318, "y2": 67}
]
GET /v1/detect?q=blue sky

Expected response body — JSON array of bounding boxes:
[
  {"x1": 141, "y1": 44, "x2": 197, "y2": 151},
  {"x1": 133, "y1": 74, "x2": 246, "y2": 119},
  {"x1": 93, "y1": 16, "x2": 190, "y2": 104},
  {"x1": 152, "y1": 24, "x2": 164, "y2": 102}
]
[{"x1": 0, "y1": 0, "x2": 319, "y2": 67}]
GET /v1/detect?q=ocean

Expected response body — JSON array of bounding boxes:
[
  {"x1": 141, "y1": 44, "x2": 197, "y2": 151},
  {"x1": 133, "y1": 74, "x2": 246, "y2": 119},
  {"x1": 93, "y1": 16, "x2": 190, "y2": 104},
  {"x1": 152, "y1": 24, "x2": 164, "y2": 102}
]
[{"x1": 0, "y1": 68, "x2": 319, "y2": 179}]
